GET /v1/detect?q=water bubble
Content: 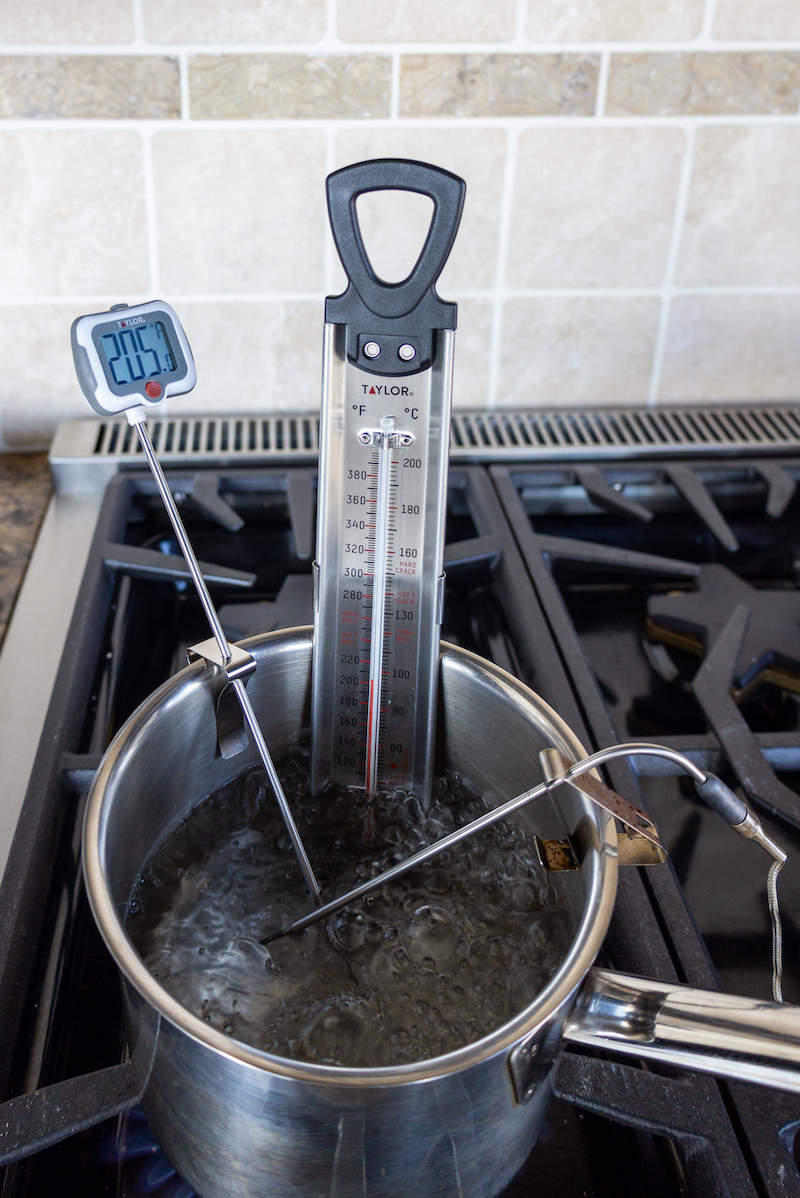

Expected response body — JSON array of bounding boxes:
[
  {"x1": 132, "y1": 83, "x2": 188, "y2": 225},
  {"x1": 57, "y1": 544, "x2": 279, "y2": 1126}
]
[
  {"x1": 127, "y1": 751, "x2": 571, "y2": 1069},
  {"x1": 333, "y1": 909, "x2": 367, "y2": 951},
  {"x1": 365, "y1": 920, "x2": 384, "y2": 944},
  {"x1": 506, "y1": 881, "x2": 538, "y2": 912},
  {"x1": 422, "y1": 868, "x2": 450, "y2": 894}
]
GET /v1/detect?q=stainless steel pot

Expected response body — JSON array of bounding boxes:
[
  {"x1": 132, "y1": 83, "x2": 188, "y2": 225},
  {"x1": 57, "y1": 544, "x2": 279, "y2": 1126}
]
[{"x1": 83, "y1": 628, "x2": 800, "y2": 1198}]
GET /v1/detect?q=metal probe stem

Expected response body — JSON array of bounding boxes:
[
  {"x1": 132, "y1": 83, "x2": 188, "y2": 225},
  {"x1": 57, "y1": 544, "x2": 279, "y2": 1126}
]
[
  {"x1": 267, "y1": 740, "x2": 789, "y2": 944},
  {"x1": 127, "y1": 409, "x2": 321, "y2": 904},
  {"x1": 570, "y1": 742, "x2": 708, "y2": 786},
  {"x1": 132, "y1": 413, "x2": 230, "y2": 662},
  {"x1": 266, "y1": 771, "x2": 564, "y2": 941}
]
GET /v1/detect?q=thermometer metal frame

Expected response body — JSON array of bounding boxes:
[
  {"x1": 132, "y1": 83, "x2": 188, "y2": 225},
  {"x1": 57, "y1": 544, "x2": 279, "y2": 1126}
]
[{"x1": 311, "y1": 158, "x2": 465, "y2": 806}]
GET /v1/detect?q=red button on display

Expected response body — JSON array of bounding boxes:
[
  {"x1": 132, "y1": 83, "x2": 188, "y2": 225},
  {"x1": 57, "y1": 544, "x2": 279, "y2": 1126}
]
[{"x1": 145, "y1": 381, "x2": 162, "y2": 398}]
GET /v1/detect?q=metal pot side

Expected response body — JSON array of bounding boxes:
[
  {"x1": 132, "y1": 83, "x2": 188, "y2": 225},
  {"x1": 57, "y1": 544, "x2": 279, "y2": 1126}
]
[{"x1": 83, "y1": 628, "x2": 618, "y2": 1198}]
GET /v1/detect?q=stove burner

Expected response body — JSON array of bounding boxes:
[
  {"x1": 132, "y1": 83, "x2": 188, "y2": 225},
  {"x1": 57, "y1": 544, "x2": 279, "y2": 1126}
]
[
  {"x1": 692, "y1": 603, "x2": 800, "y2": 827},
  {"x1": 6, "y1": 455, "x2": 800, "y2": 1198},
  {"x1": 648, "y1": 563, "x2": 800, "y2": 694},
  {"x1": 100, "y1": 1108, "x2": 194, "y2": 1198}
]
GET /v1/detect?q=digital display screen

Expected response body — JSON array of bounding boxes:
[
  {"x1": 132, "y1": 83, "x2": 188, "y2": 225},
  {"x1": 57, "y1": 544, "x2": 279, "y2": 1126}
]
[{"x1": 99, "y1": 321, "x2": 176, "y2": 386}]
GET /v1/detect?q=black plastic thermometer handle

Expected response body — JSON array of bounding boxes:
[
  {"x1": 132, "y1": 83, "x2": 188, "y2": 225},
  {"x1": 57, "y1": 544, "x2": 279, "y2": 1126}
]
[
  {"x1": 325, "y1": 158, "x2": 466, "y2": 377},
  {"x1": 327, "y1": 158, "x2": 465, "y2": 319}
]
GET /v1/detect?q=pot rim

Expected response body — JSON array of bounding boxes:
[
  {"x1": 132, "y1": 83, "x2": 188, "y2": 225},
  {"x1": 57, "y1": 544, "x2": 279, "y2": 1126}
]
[{"x1": 83, "y1": 627, "x2": 618, "y2": 1087}]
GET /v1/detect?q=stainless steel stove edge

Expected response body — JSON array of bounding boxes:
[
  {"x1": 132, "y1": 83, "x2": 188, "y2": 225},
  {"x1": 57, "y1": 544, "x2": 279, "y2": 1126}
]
[
  {"x1": 0, "y1": 490, "x2": 104, "y2": 883},
  {"x1": 49, "y1": 403, "x2": 800, "y2": 493}
]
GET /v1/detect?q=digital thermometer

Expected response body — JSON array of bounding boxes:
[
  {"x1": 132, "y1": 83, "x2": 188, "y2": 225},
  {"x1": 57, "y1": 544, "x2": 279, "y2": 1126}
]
[
  {"x1": 70, "y1": 299, "x2": 196, "y2": 416},
  {"x1": 69, "y1": 299, "x2": 321, "y2": 902},
  {"x1": 311, "y1": 159, "x2": 465, "y2": 806}
]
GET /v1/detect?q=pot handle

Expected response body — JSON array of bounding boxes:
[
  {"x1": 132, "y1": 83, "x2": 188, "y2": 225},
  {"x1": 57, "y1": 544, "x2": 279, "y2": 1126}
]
[{"x1": 564, "y1": 968, "x2": 800, "y2": 1093}]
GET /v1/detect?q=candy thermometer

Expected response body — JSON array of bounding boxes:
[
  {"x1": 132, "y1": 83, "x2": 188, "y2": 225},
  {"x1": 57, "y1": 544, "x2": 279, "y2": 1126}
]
[{"x1": 311, "y1": 159, "x2": 466, "y2": 804}]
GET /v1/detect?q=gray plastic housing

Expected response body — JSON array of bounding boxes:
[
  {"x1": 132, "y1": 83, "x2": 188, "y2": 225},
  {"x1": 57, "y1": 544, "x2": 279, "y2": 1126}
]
[
  {"x1": 70, "y1": 300, "x2": 197, "y2": 417},
  {"x1": 694, "y1": 772, "x2": 749, "y2": 826}
]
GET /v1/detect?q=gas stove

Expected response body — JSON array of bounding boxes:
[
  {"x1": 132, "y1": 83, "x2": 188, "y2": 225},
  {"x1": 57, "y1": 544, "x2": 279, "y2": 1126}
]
[{"x1": 2, "y1": 403, "x2": 800, "y2": 1197}]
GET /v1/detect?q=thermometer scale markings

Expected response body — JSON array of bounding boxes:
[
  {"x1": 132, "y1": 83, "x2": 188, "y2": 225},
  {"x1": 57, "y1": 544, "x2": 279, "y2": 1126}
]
[
  {"x1": 315, "y1": 336, "x2": 450, "y2": 801},
  {"x1": 355, "y1": 416, "x2": 416, "y2": 797}
]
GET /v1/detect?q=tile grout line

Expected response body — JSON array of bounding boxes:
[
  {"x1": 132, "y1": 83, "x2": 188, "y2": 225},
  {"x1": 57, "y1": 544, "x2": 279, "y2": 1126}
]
[
  {"x1": 2, "y1": 284, "x2": 800, "y2": 306},
  {"x1": 647, "y1": 124, "x2": 697, "y2": 406},
  {"x1": 594, "y1": 49, "x2": 610, "y2": 118},
  {"x1": 178, "y1": 52, "x2": 190, "y2": 120},
  {"x1": 390, "y1": 51, "x2": 400, "y2": 120},
  {"x1": 485, "y1": 125, "x2": 519, "y2": 410},
  {"x1": 131, "y1": 0, "x2": 146, "y2": 47},
  {"x1": 3, "y1": 39, "x2": 800, "y2": 54},
  {"x1": 0, "y1": 114, "x2": 799, "y2": 133},
  {"x1": 325, "y1": 0, "x2": 338, "y2": 45},
  {"x1": 140, "y1": 128, "x2": 161, "y2": 295},
  {"x1": 700, "y1": 0, "x2": 719, "y2": 45},
  {"x1": 514, "y1": 0, "x2": 528, "y2": 44}
]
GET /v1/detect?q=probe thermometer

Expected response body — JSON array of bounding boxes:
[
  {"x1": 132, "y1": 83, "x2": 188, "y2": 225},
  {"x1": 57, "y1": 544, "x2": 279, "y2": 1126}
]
[
  {"x1": 70, "y1": 300, "x2": 320, "y2": 901},
  {"x1": 311, "y1": 159, "x2": 466, "y2": 805}
]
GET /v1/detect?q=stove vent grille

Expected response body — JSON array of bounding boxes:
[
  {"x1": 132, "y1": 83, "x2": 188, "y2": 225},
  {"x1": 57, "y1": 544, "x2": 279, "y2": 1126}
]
[
  {"x1": 450, "y1": 404, "x2": 800, "y2": 456},
  {"x1": 49, "y1": 404, "x2": 800, "y2": 491},
  {"x1": 95, "y1": 413, "x2": 320, "y2": 458}
]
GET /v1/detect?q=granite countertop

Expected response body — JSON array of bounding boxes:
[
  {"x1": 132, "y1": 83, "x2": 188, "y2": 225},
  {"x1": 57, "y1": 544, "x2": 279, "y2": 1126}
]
[{"x1": 0, "y1": 454, "x2": 53, "y2": 651}]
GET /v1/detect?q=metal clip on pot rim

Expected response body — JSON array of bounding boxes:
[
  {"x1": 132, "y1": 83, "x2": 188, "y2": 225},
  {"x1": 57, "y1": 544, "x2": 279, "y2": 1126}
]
[{"x1": 186, "y1": 639, "x2": 256, "y2": 761}]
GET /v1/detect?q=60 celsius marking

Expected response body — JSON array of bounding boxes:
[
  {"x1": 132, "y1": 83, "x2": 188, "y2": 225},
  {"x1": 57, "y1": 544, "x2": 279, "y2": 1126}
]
[{"x1": 358, "y1": 416, "x2": 414, "y2": 798}]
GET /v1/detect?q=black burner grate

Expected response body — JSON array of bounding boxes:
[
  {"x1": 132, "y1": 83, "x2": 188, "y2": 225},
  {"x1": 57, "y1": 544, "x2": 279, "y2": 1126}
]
[{"x1": 2, "y1": 458, "x2": 800, "y2": 1196}]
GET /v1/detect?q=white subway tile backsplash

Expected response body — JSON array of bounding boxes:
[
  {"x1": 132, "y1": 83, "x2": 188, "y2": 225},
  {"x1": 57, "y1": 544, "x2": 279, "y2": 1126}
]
[
  {"x1": 141, "y1": 0, "x2": 326, "y2": 44},
  {"x1": 0, "y1": 1, "x2": 134, "y2": 45},
  {"x1": 450, "y1": 298, "x2": 493, "y2": 408},
  {"x1": 714, "y1": 0, "x2": 800, "y2": 41},
  {"x1": 0, "y1": 132, "x2": 148, "y2": 297},
  {"x1": 153, "y1": 129, "x2": 327, "y2": 294},
  {"x1": 525, "y1": 0, "x2": 704, "y2": 43},
  {"x1": 508, "y1": 128, "x2": 685, "y2": 288},
  {"x1": 677, "y1": 125, "x2": 800, "y2": 287},
  {"x1": 0, "y1": 56, "x2": 180, "y2": 119},
  {"x1": 176, "y1": 300, "x2": 324, "y2": 412},
  {"x1": 337, "y1": 0, "x2": 517, "y2": 44},
  {"x1": 0, "y1": 4, "x2": 796, "y2": 447},
  {"x1": 497, "y1": 296, "x2": 659, "y2": 405},
  {"x1": 399, "y1": 54, "x2": 599, "y2": 118},
  {"x1": 606, "y1": 52, "x2": 800, "y2": 117},
  {"x1": 660, "y1": 294, "x2": 800, "y2": 401},
  {"x1": 0, "y1": 303, "x2": 88, "y2": 448},
  {"x1": 189, "y1": 54, "x2": 390, "y2": 119},
  {"x1": 335, "y1": 128, "x2": 506, "y2": 294}
]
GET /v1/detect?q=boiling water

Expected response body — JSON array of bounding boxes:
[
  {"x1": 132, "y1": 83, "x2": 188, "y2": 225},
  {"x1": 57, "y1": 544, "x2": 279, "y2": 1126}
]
[{"x1": 127, "y1": 750, "x2": 571, "y2": 1068}]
